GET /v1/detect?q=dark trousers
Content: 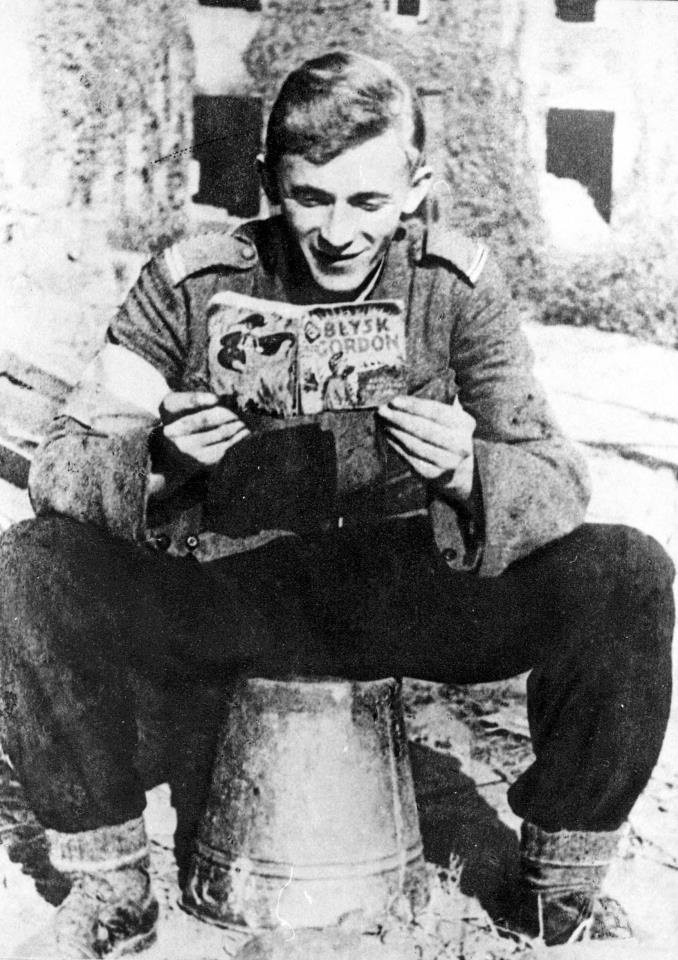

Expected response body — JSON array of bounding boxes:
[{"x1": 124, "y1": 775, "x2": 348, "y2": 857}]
[{"x1": 0, "y1": 516, "x2": 673, "y2": 844}]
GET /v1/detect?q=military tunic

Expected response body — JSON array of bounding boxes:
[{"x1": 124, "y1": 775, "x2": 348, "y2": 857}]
[{"x1": 28, "y1": 215, "x2": 589, "y2": 577}]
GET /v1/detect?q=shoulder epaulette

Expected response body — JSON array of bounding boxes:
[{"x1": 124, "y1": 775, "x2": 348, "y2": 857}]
[
  {"x1": 163, "y1": 230, "x2": 258, "y2": 286},
  {"x1": 423, "y1": 220, "x2": 489, "y2": 287}
]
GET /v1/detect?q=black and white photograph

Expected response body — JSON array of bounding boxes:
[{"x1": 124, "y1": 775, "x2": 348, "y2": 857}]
[{"x1": 1, "y1": 2, "x2": 677, "y2": 958}]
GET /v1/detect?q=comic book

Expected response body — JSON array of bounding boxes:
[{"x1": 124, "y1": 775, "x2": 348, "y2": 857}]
[{"x1": 207, "y1": 290, "x2": 407, "y2": 418}]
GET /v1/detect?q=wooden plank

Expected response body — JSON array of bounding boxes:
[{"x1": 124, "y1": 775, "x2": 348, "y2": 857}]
[{"x1": 0, "y1": 437, "x2": 33, "y2": 491}]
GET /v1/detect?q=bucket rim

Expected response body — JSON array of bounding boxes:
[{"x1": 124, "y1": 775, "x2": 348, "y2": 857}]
[
  {"x1": 241, "y1": 675, "x2": 400, "y2": 692},
  {"x1": 192, "y1": 838, "x2": 425, "y2": 880}
]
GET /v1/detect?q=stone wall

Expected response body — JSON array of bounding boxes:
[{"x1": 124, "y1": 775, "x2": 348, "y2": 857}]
[
  {"x1": 1, "y1": 2, "x2": 194, "y2": 253},
  {"x1": 518, "y1": 0, "x2": 678, "y2": 345},
  {"x1": 34, "y1": 0, "x2": 195, "y2": 249},
  {"x1": 0, "y1": 2, "x2": 196, "y2": 384}
]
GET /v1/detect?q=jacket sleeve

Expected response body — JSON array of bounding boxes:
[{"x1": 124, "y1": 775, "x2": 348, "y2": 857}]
[
  {"x1": 28, "y1": 254, "x2": 185, "y2": 541},
  {"x1": 432, "y1": 257, "x2": 590, "y2": 577},
  {"x1": 29, "y1": 410, "x2": 155, "y2": 543}
]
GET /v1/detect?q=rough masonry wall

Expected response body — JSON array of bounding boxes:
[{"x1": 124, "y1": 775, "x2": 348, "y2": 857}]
[
  {"x1": 35, "y1": 0, "x2": 195, "y2": 249},
  {"x1": 0, "y1": 2, "x2": 196, "y2": 385},
  {"x1": 520, "y1": 0, "x2": 678, "y2": 346}
]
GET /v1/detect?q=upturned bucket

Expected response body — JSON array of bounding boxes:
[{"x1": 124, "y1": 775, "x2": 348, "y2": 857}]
[{"x1": 182, "y1": 676, "x2": 429, "y2": 930}]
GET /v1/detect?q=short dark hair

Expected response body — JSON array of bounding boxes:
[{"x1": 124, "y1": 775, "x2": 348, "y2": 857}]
[{"x1": 264, "y1": 51, "x2": 426, "y2": 179}]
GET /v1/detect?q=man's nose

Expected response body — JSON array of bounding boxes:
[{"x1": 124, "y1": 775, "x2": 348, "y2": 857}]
[{"x1": 319, "y1": 205, "x2": 356, "y2": 249}]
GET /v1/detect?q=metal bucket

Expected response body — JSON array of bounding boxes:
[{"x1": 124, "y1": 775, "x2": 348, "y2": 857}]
[{"x1": 182, "y1": 676, "x2": 429, "y2": 930}]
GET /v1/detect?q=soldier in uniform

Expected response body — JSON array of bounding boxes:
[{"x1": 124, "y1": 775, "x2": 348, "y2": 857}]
[
  {"x1": 0, "y1": 51, "x2": 674, "y2": 956},
  {"x1": 322, "y1": 352, "x2": 357, "y2": 409}
]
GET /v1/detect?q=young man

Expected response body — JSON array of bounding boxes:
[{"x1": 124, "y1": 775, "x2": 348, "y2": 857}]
[{"x1": 0, "y1": 51, "x2": 674, "y2": 956}]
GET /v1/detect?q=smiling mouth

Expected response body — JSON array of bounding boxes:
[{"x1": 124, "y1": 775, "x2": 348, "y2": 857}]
[
  {"x1": 313, "y1": 248, "x2": 370, "y2": 270},
  {"x1": 311, "y1": 246, "x2": 365, "y2": 266}
]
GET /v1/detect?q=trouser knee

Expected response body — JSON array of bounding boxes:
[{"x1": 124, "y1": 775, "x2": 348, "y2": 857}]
[
  {"x1": 0, "y1": 514, "x2": 90, "y2": 585},
  {"x1": 604, "y1": 524, "x2": 675, "y2": 595},
  {"x1": 528, "y1": 524, "x2": 674, "y2": 732},
  {"x1": 553, "y1": 524, "x2": 674, "y2": 655},
  {"x1": 557, "y1": 523, "x2": 673, "y2": 593},
  {"x1": 0, "y1": 515, "x2": 111, "y2": 664}
]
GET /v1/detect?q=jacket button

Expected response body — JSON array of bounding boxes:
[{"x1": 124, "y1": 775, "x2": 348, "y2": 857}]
[
  {"x1": 441, "y1": 547, "x2": 458, "y2": 562},
  {"x1": 185, "y1": 535, "x2": 200, "y2": 551},
  {"x1": 149, "y1": 533, "x2": 171, "y2": 552},
  {"x1": 240, "y1": 244, "x2": 256, "y2": 261}
]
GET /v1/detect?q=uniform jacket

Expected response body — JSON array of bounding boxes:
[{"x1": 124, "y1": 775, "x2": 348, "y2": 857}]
[{"x1": 28, "y1": 216, "x2": 590, "y2": 577}]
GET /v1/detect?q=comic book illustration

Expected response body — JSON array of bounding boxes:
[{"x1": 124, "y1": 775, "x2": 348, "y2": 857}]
[
  {"x1": 207, "y1": 291, "x2": 407, "y2": 418},
  {"x1": 207, "y1": 292, "x2": 300, "y2": 417},
  {"x1": 299, "y1": 300, "x2": 407, "y2": 414}
]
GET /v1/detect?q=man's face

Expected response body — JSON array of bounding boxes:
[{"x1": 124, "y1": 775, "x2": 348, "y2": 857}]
[{"x1": 276, "y1": 129, "x2": 430, "y2": 296}]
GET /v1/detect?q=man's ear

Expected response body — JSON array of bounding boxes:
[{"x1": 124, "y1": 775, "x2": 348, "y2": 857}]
[
  {"x1": 257, "y1": 154, "x2": 280, "y2": 205},
  {"x1": 402, "y1": 164, "x2": 433, "y2": 216}
]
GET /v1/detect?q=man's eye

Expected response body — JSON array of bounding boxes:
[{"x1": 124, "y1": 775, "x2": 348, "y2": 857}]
[
  {"x1": 355, "y1": 200, "x2": 386, "y2": 212},
  {"x1": 295, "y1": 194, "x2": 326, "y2": 207}
]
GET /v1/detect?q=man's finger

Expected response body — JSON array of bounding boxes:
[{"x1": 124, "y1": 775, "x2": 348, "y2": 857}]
[
  {"x1": 384, "y1": 426, "x2": 464, "y2": 469},
  {"x1": 164, "y1": 405, "x2": 242, "y2": 437},
  {"x1": 202, "y1": 421, "x2": 250, "y2": 446},
  {"x1": 385, "y1": 436, "x2": 438, "y2": 481},
  {"x1": 378, "y1": 406, "x2": 454, "y2": 450},
  {"x1": 160, "y1": 391, "x2": 219, "y2": 422},
  {"x1": 385, "y1": 395, "x2": 474, "y2": 431},
  {"x1": 173, "y1": 422, "x2": 250, "y2": 455},
  {"x1": 221, "y1": 427, "x2": 250, "y2": 453}
]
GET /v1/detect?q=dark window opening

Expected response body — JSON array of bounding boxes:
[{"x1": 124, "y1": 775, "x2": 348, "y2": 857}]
[
  {"x1": 555, "y1": 0, "x2": 597, "y2": 22},
  {"x1": 192, "y1": 95, "x2": 262, "y2": 218},
  {"x1": 546, "y1": 108, "x2": 615, "y2": 223},
  {"x1": 397, "y1": 0, "x2": 420, "y2": 15},
  {"x1": 199, "y1": 0, "x2": 261, "y2": 10}
]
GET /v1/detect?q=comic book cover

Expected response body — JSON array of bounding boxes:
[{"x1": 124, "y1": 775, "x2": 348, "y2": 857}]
[{"x1": 207, "y1": 291, "x2": 407, "y2": 418}]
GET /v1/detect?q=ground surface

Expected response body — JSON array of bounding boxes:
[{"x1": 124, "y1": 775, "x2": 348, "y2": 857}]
[{"x1": 1, "y1": 319, "x2": 678, "y2": 958}]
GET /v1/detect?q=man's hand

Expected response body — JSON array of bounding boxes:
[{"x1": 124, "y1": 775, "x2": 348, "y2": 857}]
[
  {"x1": 149, "y1": 391, "x2": 249, "y2": 499},
  {"x1": 377, "y1": 395, "x2": 477, "y2": 506}
]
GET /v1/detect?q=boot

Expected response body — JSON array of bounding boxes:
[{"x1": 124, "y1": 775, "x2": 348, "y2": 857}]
[
  {"x1": 14, "y1": 816, "x2": 159, "y2": 958},
  {"x1": 516, "y1": 821, "x2": 633, "y2": 946}
]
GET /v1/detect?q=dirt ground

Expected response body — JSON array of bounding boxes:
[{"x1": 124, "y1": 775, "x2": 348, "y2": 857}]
[
  {"x1": 0, "y1": 679, "x2": 531, "y2": 960},
  {"x1": 3, "y1": 674, "x2": 678, "y2": 959}
]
